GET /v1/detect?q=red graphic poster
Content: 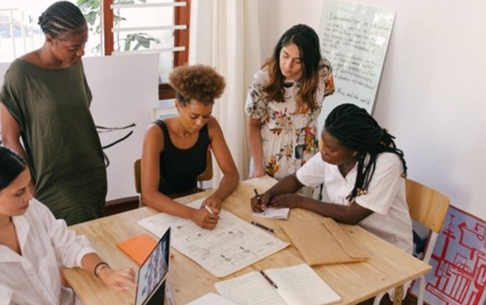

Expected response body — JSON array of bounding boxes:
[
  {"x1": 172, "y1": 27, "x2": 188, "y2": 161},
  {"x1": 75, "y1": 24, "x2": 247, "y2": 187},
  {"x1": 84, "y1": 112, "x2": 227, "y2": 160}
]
[{"x1": 411, "y1": 206, "x2": 486, "y2": 305}]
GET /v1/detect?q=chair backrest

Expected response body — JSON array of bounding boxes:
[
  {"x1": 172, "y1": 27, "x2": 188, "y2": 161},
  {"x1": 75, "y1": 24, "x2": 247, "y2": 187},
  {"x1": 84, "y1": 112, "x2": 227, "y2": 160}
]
[
  {"x1": 133, "y1": 149, "x2": 213, "y2": 194},
  {"x1": 405, "y1": 179, "x2": 450, "y2": 234}
]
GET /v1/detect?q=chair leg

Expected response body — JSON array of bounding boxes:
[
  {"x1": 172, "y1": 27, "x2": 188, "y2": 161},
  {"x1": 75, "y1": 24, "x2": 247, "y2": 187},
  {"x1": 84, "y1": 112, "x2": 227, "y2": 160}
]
[{"x1": 417, "y1": 276, "x2": 425, "y2": 305}]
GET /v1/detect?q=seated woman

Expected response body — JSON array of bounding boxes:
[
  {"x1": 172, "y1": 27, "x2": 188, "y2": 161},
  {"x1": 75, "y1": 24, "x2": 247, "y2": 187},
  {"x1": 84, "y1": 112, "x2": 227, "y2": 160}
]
[
  {"x1": 0, "y1": 146, "x2": 136, "y2": 304},
  {"x1": 251, "y1": 103, "x2": 413, "y2": 255},
  {"x1": 141, "y1": 65, "x2": 239, "y2": 230}
]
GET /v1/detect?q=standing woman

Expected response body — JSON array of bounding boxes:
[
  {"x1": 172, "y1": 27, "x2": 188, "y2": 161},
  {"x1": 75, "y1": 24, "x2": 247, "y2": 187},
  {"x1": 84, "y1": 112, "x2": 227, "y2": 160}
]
[
  {"x1": 141, "y1": 65, "x2": 239, "y2": 230},
  {"x1": 0, "y1": 1, "x2": 106, "y2": 225},
  {"x1": 245, "y1": 24, "x2": 334, "y2": 180}
]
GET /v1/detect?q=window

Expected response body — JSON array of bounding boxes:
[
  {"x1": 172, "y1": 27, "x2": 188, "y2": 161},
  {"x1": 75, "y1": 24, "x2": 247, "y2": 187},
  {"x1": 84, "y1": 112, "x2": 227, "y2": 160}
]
[{"x1": 101, "y1": 0, "x2": 191, "y2": 100}]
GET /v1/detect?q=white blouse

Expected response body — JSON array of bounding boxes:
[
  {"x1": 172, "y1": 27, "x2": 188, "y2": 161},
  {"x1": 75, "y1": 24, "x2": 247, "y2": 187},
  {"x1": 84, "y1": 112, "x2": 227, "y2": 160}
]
[
  {"x1": 297, "y1": 153, "x2": 413, "y2": 254},
  {"x1": 0, "y1": 198, "x2": 95, "y2": 305}
]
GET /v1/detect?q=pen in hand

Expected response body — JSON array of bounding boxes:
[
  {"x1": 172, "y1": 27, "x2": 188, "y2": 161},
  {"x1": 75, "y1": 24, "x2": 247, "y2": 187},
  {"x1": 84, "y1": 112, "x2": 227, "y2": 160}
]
[
  {"x1": 251, "y1": 221, "x2": 276, "y2": 233},
  {"x1": 253, "y1": 188, "x2": 262, "y2": 205},
  {"x1": 204, "y1": 205, "x2": 215, "y2": 219}
]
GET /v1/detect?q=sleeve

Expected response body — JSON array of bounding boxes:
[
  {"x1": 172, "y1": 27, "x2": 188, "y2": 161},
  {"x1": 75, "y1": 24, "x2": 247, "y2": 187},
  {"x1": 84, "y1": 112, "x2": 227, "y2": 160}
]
[
  {"x1": 319, "y1": 58, "x2": 335, "y2": 98},
  {"x1": 354, "y1": 154, "x2": 404, "y2": 215},
  {"x1": 31, "y1": 199, "x2": 96, "y2": 268},
  {"x1": 0, "y1": 285, "x2": 14, "y2": 305},
  {"x1": 244, "y1": 69, "x2": 270, "y2": 120},
  {"x1": 79, "y1": 60, "x2": 93, "y2": 106},
  {"x1": 0, "y1": 61, "x2": 26, "y2": 127},
  {"x1": 296, "y1": 153, "x2": 326, "y2": 187}
]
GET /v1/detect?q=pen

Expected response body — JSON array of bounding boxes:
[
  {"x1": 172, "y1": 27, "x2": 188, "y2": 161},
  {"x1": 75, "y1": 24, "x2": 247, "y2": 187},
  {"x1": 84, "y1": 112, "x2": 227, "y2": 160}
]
[
  {"x1": 260, "y1": 270, "x2": 278, "y2": 289},
  {"x1": 253, "y1": 188, "x2": 262, "y2": 205},
  {"x1": 204, "y1": 205, "x2": 215, "y2": 219},
  {"x1": 251, "y1": 221, "x2": 276, "y2": 233}
]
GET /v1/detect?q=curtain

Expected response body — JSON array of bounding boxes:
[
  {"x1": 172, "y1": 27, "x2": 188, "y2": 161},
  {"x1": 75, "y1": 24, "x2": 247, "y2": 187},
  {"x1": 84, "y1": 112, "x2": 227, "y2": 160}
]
[{"x1": 189, "y1": 0, "x2": 261, "y2": 183}]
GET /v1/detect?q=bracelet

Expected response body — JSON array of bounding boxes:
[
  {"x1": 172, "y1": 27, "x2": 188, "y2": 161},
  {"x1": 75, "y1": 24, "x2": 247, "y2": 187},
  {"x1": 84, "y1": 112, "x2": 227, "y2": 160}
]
[{"x1": 94, "y1": 262, "x2": 110, "y2": 278}]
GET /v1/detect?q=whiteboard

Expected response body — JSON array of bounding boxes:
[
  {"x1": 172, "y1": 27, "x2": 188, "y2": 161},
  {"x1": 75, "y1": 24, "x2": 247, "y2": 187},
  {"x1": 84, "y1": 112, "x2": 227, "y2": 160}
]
[
  {"x1": 0, "y1": 54, "x2": 160, "y2": 200},
  {"x1": 317, "y1": 0, "x2": 395, "y2": 131}
]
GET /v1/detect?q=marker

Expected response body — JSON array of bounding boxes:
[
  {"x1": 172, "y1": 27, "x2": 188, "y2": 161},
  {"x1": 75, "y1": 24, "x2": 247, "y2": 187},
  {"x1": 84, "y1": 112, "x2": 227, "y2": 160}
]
[
  {"x1": 204, "y1": 205, "x2": 215, "y2": 219},
  {"x1": 253, "y1": 188, "x2": 262, "y2": 205},
  {"x1": 260, "y1": 270, "x2": 278, "y2": 289},
  {"x1": 251, "y1": 221, "x2": 276, "y2": 233}
]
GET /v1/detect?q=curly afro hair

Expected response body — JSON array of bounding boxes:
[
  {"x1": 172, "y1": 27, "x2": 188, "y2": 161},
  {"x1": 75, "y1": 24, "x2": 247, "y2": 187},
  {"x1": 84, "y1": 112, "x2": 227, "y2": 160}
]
[{"x1": 169, "y1": 64, "x2": 226, "y2": 106}]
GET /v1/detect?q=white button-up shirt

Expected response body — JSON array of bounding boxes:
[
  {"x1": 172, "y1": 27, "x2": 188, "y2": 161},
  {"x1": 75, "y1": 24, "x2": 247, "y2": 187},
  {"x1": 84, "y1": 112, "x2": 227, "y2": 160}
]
[{"x1": 0, "y1": 198, "x2": 95, "y2": 305}]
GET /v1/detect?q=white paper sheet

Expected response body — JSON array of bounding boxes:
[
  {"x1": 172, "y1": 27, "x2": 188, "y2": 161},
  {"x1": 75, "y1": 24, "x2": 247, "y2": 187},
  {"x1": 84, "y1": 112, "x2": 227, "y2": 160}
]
[
  {"x1": 187, "y1": 293, "x2": 239, "y2": 305},
  {"x1": 137, "y1": 198, "x2": 289, "y2": 277},
  {"x1": 253, "y1": 208, "x2": 290, "y2": 220}
]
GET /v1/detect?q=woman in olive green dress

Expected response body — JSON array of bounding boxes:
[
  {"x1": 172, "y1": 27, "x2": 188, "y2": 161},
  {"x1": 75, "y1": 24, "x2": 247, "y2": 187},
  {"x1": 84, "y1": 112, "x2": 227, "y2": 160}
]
[{"x1": 0, "y1": 1, "x2": 106, "y2": 225}]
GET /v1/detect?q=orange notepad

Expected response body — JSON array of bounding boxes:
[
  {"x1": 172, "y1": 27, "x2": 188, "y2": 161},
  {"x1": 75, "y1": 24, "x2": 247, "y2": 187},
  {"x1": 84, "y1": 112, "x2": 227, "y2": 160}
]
[{"x1": 117, "y1": 234, "x2": 157, "y2": 265}]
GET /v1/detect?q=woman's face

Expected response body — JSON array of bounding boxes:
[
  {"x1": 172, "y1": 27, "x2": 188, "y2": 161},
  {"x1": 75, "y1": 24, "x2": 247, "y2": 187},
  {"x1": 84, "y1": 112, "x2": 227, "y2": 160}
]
[
  {"x1": 320, "y1": 129, "x2": 358, "y2": 166},
  {"x1": 176, "y1": 99, "x2": 213, "y2": 134},
  {"x1": 0, "y1": 169, "x2": 32, "y2": 217},
  {"x1": 279, "y1": 42, "x2": 302, "y2": 80},
  {"x1": 48, "y1": 26, "x2": 88, "y2": 66}
]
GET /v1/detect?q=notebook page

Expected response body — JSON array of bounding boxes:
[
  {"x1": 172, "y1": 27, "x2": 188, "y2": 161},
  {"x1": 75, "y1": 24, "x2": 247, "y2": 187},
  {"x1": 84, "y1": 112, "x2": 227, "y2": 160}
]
[
  {"x1": 253, "y1": 208, "x2": 290, "y2": 219},
  {"x1": 267, "y1": 264, "x2": 341, "y2": 305},
  {"x1": 215, "y1": 271, "x2": 286, "y2": 305},
  {"x1": 187, "y1": 293, "x2": 239, "y2": 305}
]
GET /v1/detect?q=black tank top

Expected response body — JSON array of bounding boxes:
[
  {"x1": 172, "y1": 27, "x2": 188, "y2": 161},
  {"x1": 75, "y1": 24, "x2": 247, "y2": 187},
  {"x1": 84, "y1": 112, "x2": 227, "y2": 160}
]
[{"x1": 156, "y1": 120, "x2": 210, "y2": 195}]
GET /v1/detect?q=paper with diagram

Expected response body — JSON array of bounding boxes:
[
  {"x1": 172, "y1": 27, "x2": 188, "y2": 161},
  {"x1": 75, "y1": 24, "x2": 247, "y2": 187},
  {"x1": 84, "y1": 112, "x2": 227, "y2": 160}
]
[{"x1": 137, "y1": 198, "x2": 289, "y2": 277}]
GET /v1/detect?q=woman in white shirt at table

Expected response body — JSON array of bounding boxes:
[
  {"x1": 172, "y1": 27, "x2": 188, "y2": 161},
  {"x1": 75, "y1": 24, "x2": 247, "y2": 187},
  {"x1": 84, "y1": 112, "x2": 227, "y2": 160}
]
[{"x1": 0, "y1": 146, "x2": 136, "y2": 305}]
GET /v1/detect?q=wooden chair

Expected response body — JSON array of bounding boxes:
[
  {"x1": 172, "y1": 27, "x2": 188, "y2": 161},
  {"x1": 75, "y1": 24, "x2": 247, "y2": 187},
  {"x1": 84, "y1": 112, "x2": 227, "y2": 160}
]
[
  {"x1": 373, "y1": 179, "x2": 450, "y2": 305},
  {"x1": 134, "y1": 149, "x2": 213, "y2": 197}
]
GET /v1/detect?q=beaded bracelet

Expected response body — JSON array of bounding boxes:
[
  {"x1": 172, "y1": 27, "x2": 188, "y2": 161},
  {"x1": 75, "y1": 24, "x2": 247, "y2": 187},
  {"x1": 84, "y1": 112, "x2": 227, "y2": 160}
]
[{"x1": 94, "y1": 262, "x2": 110, "y2": 278}]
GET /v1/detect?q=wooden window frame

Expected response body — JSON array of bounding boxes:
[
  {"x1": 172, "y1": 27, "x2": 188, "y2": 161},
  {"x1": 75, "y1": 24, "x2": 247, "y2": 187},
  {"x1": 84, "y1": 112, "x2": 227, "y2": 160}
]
[{"x1": 102, "y1": 0, "x2": 191, "y2": 100}]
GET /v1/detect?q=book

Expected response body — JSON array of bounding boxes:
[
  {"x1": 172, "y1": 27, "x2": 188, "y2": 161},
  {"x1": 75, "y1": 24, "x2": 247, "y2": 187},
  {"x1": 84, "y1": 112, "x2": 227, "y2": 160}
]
[
  {"x1": 215, "y1": 263, "x2": 341, "y2": 305},
  {"x1": 117, "y1": 234, "x2": 157, "y2": 265},
  {"x1": 253, "y1": 207, "x2": 290, "y2": 220}
]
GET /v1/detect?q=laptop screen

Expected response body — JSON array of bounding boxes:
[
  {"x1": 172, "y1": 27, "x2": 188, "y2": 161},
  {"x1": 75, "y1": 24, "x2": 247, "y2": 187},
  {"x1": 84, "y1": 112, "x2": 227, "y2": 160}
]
[{"x1": 135, "y1": 227, "x2": 171, "y2": 305}]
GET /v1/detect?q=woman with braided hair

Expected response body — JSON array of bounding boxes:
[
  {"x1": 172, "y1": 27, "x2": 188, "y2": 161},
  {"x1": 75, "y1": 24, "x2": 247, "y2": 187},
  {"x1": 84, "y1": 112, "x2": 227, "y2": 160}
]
[
  {"x1": 0, "y1": 1, "x2": 106, "y2": 225},
  {"x1": 250, "y1": 103, "x2": 413, "y2": 255}
]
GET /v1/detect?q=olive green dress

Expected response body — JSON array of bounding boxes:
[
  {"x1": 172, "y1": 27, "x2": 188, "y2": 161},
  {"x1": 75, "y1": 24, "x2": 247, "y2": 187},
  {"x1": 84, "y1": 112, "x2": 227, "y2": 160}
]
[{"x1": 0, "y1": 59, "x2": 107, "y2": 225}]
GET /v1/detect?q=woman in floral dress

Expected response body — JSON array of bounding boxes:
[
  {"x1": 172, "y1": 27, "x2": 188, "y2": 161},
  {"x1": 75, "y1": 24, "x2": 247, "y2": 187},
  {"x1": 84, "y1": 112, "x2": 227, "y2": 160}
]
[{"x1": 245, "y1": 24, "x2": 334, "y2": 180}]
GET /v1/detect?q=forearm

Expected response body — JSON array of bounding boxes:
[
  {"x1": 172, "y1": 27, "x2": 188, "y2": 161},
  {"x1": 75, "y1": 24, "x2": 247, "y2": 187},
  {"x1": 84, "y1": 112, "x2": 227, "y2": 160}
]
[
  {"x1": 247, "y1": 119, "x2": 264, "y2": 170},
  {"x1": 299, "y1": 200, "x2": 370, "y2": 225},
  {"x1": 80, "y1": 252, "x2": 105, "y2": 276},
  {"x1": 266, "y1": 174, "x2": 303, "y2": 198},
  {"x1": 142, "y1": 191, "x2": 198, "y2": 219},
  {"x1": 212, "y1": 171, "x2": 239, "y2": 202}
]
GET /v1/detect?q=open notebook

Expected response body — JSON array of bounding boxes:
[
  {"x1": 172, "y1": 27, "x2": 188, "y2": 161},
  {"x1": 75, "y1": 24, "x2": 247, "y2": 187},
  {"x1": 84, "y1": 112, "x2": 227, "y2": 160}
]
[{"x1": 215, "y1": 263, "x2": 341, "y2": 305}]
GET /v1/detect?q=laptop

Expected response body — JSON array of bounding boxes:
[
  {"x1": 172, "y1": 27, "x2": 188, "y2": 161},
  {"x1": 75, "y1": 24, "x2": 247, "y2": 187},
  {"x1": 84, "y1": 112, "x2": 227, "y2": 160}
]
[{"x1": 134, "y1": 227, "x2": 171, "y2": 305}]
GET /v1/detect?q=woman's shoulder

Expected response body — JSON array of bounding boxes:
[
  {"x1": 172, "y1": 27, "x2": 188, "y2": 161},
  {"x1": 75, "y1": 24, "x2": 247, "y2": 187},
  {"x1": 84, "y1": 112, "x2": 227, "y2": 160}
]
[
  {"x1": 252, "y1": 67, "x2": 270, "y2": 83},
  {"x1": 376, "y1": 152, "x2": 403, "y2": 171}
]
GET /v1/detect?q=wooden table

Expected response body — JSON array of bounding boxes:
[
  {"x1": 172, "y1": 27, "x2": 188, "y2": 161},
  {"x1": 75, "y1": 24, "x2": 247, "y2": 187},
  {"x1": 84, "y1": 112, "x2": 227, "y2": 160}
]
[{"x1": 64, "y1": 176, "x2": 431, "y2": 305}]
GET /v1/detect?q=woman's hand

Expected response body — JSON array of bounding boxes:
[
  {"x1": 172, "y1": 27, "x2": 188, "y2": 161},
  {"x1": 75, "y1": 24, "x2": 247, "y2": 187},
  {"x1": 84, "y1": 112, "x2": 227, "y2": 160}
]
[
  {"x1": 99, "y1": 267, "x2": 136, "y2": 292},
  {"x1": 250, "y1": 193, "x2": 271, "y2": 212},
  {"x1": 249, "y1": 166, "x2": 265, "y2": 179},
  {"x1": 268, "y1": 194, "x2": 302, "y2": 209},
  {"x1": 202, "y1": 195, "x2": 223, "y2": 214},
  {"x1": 190, "y1": 207, "x2": 220, "y2": 230}
]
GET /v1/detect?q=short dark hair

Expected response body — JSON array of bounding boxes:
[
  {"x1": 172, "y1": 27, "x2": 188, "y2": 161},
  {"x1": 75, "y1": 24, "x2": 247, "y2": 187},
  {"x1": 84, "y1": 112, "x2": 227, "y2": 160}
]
[
  {"x1": 38, "y1": 1, "x2": 87, "y2": 38},
  {"x1": 325, "y1": 103, "x2": 407, "y2": 201},
  {"x1": 0, "y1": 147, "x2": 27, "y2": 191}
]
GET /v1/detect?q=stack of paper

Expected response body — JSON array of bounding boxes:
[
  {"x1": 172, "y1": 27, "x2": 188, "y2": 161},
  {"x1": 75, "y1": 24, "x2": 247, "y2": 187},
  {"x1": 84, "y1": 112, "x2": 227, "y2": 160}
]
[{"x1": 253, "y1": 208, "x2": 290, "y2": 220}]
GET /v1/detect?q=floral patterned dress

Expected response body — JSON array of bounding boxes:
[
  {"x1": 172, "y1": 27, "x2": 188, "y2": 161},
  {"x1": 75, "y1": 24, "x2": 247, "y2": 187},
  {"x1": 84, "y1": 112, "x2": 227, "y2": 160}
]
[{"x1": 245, "y1": 61, "x2": 334, "y2": 180}]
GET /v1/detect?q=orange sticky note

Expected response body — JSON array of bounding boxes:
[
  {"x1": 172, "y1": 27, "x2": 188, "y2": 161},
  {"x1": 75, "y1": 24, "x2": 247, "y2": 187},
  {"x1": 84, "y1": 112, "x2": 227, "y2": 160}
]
[{"x1": 117, "y1": 234, "x2": 157, "y2": 266}]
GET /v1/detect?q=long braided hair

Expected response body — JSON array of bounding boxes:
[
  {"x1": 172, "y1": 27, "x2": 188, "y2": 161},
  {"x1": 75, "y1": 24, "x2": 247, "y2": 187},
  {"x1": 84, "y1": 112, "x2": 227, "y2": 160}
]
[
  {"x1": 325, "y1": 103, "x2": 407, "y2": 202},
  {"x1": 38, "y1": 1, "x2": 86, "y2": 39}
]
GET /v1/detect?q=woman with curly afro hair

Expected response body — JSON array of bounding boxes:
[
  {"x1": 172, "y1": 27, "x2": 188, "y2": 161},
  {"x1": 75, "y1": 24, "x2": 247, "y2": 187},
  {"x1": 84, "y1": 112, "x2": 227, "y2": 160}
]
[{"x1": 141, "y1": 65, "x2": 239, "y2": 230}]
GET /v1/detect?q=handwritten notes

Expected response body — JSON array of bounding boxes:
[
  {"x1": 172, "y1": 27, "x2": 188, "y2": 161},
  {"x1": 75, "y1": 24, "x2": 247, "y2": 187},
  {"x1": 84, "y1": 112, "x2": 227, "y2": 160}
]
[
  {"x1": 137, "y1": 198, "x2": 289, "y2": 278},
  {"x1": 318, "y1": 0, "x2": 395, "y2": 130}
]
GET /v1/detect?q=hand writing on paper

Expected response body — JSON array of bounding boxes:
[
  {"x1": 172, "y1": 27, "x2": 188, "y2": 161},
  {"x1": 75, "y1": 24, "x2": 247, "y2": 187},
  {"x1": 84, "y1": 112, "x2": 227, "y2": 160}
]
[
  {"x1": 250, "y1": 192, "x2": 271, "y2": 212},
  {"x1": 191, "y1": 206, "x2": 220, "y2": 230},
  {"x1": 201, "y1": 195, "x2": 223, "y2": 213},
  {"x1": 268, "y1": 194, "x2": 301, "y2": 209},
  {"x1": 99, "y1": 267, "x2": 137, "y2": 292}
]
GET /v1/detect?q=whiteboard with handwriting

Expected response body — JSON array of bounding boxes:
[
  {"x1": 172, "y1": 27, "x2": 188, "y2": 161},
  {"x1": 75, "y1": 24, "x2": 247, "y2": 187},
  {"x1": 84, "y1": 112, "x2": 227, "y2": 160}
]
[{"x1": 318, "y1": 0, "x2": 395, "y2": 130}]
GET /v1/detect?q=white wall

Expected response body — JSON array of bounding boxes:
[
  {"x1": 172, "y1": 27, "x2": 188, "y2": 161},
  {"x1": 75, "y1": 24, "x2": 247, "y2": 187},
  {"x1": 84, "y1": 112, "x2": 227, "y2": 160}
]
[{"x1": 257, "y1": 0, "x2": 486, "y2": 220}]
